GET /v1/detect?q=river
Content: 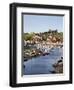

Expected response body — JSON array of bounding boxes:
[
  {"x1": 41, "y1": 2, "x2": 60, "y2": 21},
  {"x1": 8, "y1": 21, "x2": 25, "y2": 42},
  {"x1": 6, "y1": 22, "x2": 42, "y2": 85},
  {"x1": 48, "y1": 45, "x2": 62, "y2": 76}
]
[{"x1": 23, "y1": 47, "x2": 63, "y2": 75}]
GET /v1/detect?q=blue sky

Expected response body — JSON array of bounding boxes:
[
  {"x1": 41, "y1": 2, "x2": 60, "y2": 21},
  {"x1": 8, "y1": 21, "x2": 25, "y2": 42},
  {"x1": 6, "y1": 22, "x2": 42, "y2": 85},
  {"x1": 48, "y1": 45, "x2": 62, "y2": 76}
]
[{"x1": 23, "y1": 15, "x2": 63, "y2": 33}]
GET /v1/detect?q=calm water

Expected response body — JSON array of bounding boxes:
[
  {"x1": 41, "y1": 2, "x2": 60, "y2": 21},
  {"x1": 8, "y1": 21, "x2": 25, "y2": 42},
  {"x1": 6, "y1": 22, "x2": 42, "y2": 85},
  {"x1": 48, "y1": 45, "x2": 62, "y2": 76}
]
[{"x1": 23, "y1": 47, "x2": 63, "y2": 75}]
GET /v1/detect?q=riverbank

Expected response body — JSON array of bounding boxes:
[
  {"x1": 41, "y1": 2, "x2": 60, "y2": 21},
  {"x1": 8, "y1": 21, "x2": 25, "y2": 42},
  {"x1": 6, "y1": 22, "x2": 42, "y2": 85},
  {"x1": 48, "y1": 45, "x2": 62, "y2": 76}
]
[
  {"x1": 24, "y1": 45, "x2": 52, "y2": 61},
  {"x1": 24, "y1": 50, "x2": 50, "y2": 61},
  {"x1": 24, "y1": 45, "x2": 63, "y2": 63},
  {"x1": 51, "y1": 57, "x2": 63, "y2": 73}
]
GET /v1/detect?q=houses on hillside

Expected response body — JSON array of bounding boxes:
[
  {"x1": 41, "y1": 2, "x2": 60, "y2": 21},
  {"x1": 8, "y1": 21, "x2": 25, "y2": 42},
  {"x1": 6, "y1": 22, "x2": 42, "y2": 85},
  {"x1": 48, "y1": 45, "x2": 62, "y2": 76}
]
[{"x1": 24, "y1": 34, "x2": 62, "y2": 47}]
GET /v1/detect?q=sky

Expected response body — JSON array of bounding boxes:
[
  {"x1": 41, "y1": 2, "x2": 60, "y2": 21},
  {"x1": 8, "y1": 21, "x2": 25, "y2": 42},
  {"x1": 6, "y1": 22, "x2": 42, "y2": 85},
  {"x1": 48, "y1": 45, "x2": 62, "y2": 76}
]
[{"x1": 23, "y1": 14, "x2": 64, "y2": 33}]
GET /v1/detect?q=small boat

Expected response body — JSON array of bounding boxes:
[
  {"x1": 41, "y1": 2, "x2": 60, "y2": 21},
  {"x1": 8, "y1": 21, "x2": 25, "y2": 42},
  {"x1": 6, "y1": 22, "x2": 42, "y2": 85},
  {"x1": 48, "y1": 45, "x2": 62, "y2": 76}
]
[
  {"x1": 58, "y1": 60, "x2": 62, "y2": 63},
  {"x1": 43, "y1": 53, "x2": 46, "y2": 56},
  {"x1": 46, "y1": 53, "x2": 49, "y2": 55},
  {"x1": 24, "y1": 58, "x2": 28, "y2": 61},
  {"x1": 61, "y1": 57, "x2": 63, "y2": 59}
]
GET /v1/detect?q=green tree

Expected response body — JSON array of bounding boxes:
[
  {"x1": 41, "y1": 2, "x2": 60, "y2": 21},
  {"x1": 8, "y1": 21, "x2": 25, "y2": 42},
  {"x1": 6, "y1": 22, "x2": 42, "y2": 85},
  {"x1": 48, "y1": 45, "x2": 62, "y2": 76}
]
[{"x1": 23, "y1": 32, "x2": 35, "y2": 41}]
